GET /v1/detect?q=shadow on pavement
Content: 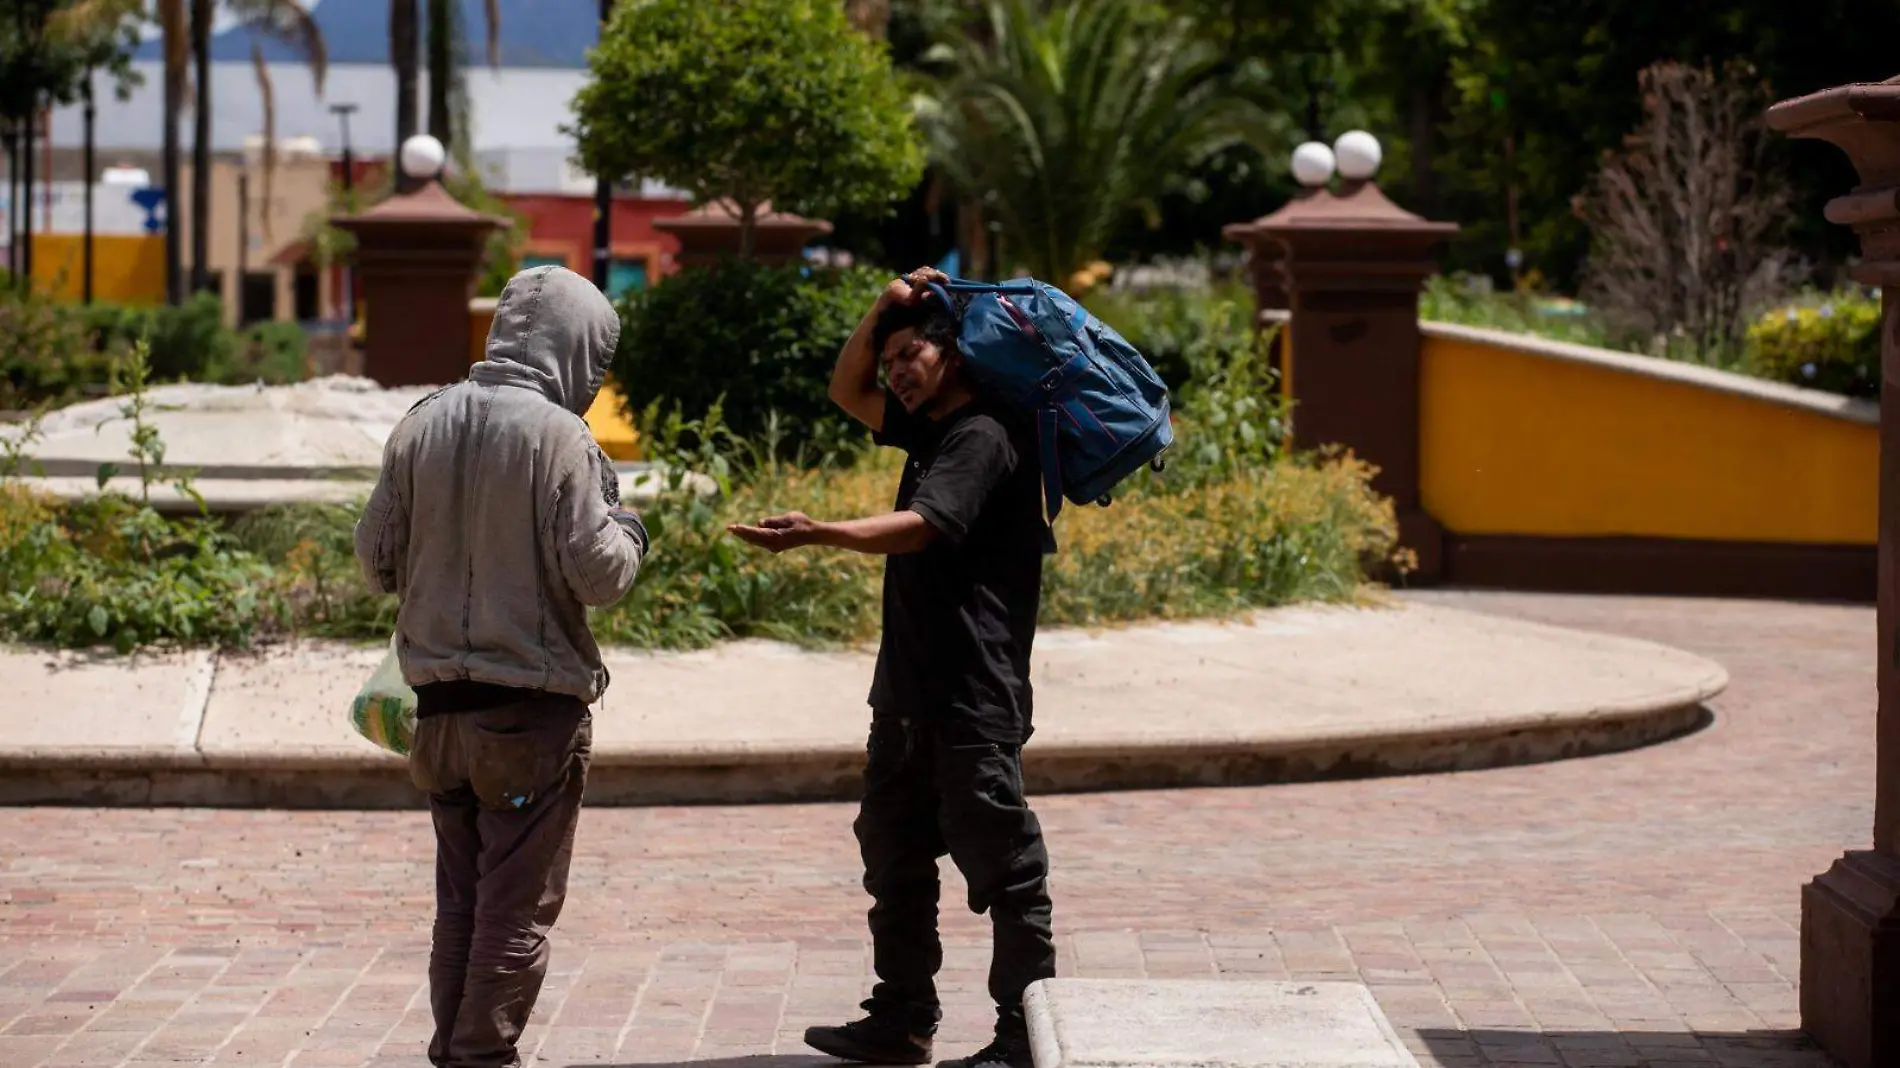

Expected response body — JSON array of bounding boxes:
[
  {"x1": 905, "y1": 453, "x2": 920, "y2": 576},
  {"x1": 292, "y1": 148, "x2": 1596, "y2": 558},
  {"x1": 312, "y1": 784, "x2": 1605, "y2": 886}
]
[
  {"x1": 1420, "y1": 1028, "x2": 1830, "y2": 1068},
  {"x1": 579, "y1": 1058, "x2": 836, "y2": 1068}
]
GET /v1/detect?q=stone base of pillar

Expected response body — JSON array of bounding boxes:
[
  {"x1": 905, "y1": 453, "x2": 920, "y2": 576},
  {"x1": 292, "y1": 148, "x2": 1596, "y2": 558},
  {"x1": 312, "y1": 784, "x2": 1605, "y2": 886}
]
[{"x1": 1802, "y1": 849, "x2": 1900, "y2": 1068}]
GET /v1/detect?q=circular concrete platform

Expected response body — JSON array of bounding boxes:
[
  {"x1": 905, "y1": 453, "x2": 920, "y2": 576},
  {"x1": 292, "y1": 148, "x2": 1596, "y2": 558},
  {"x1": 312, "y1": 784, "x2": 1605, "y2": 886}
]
[{"x1": 0, "y1": 601, "x2": 1726, "y2": 808}]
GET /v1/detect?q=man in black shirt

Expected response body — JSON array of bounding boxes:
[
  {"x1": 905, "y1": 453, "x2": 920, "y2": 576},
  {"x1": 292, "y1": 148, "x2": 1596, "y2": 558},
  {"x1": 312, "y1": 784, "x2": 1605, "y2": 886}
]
[{"x1": 728, "y1": 268, "x2": 1054, "y2": 1068}]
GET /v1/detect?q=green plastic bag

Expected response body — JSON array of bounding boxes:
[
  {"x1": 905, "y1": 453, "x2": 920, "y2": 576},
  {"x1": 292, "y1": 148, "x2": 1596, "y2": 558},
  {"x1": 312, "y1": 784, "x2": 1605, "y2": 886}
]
[{"x1": 350, "y1": 632, "x2": 417, "y2": 756}]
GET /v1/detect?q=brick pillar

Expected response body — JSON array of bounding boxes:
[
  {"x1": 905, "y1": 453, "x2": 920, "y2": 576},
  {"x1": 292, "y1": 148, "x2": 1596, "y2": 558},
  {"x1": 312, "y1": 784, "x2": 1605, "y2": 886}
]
[
  {"x1": 332, "y1": 180, "x2": 504, "y2": 388},
  {"x1": 1769, "y1": 81, "x2": 1900, "y2": 1068},
  {"x1": 1225, "y1": 178, "x2": 1457, "y2": 581}
]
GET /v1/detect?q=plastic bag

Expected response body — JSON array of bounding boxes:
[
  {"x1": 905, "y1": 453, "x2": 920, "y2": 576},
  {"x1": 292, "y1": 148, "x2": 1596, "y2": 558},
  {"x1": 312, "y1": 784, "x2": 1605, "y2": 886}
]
[{"x1": 349, "y1": 632, "x2": 417, "y2": 756}]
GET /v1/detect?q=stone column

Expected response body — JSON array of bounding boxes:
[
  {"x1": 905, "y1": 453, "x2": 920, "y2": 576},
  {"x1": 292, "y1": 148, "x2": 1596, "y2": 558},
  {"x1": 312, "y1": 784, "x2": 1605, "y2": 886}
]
[
  {"x1": 1768, "y1": 81, "x2": 1900, "y2": 1068},
  {"x1": 332, "y1": 137, "x2": 504, "y2": 388},
  {"x1": 1224, "y1": 136, "x2": 1457, "y2": 580}
]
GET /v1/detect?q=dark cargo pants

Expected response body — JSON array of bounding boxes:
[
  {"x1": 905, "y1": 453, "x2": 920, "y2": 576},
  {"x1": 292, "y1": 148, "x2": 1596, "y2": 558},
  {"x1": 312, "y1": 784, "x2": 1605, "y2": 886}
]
[
  {"x1": 409, "y1": 697, "x2": 592, "y2": 1068},
  {"x1": 855, "y1": 715, "x2": 1056, "y2": 1040}
]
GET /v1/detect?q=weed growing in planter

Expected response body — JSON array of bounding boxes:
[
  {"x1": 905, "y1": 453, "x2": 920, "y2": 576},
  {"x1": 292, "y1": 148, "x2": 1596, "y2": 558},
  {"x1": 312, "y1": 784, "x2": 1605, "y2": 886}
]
[{"x1": 0, "y1": 343, "x2": 274, "y2": 652}]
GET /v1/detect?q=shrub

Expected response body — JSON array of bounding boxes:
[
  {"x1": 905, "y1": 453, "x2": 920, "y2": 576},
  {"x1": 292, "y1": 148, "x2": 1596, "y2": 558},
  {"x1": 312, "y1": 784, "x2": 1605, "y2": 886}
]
[
  {"x1": 82, "y1": 293, "x2": 234, "y2": 382},
  {"x1": 614, "y1": 261, "x2": 886, "y2": 452},
  {"x1": 1420, "y1": 274, "x2": 1615, "y2": 349},
  {"x1": 1745, "y1": 290, "x2": 1881, "y2": 399},
  {"x1": 0, "y1": 289, "x2": 310, "y2": 409},
  {"x1": 231, "y1": 501, "x2": 395, "y2": 640},
  {"x1": 0, "y1": 286, "x2": 112, "y2": 409},
  {"x1": 0, "y1": 346, "x2": 276, "y2": 652},
  {"x1": 571, "y1": 0, "x2": 924, "y2": 259},
  {"x1": 1084, "y1": 282, "x2": 1258, "y2": 397}
]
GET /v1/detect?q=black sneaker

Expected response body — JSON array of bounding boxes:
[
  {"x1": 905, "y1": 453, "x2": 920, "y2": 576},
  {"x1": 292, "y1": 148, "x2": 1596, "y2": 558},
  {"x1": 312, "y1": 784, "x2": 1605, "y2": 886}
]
[
  {"x1": 804, "y1": 1014, "x2": 935, "y2": 1065},
  {"x1": 938, "y1": 1034, "x2": 1034, "y2": 1068}
]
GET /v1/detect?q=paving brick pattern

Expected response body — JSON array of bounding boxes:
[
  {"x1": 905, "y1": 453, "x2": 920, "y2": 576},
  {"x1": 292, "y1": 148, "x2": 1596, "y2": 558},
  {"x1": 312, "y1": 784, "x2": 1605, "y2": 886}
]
[{"x1": 0, "y1": 592, "x2": 1873, "y2": 1067}]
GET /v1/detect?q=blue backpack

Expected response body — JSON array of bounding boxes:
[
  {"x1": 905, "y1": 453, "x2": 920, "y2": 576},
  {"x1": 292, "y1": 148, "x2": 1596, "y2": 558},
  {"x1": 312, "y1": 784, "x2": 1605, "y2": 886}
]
[{"x1": 922, "y1": 277, "x2": 1174, "y2": 541}]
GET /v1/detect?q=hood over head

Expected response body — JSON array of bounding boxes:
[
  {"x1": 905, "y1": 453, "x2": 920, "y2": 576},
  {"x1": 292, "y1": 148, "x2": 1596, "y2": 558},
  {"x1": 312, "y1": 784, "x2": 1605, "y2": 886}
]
[{"x1": 470, "y1": 265, "x2": 621, "y2": 416}]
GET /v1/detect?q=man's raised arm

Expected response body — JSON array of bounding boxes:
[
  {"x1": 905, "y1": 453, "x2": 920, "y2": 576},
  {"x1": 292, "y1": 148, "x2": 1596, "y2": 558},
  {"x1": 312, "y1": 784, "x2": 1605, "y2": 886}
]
[
  {"x1": 828, "y1": 282, "x2": 902, "y2": 430},
  {"x1": 828, "y1": 269, "x2": 947, "y2": 430}
]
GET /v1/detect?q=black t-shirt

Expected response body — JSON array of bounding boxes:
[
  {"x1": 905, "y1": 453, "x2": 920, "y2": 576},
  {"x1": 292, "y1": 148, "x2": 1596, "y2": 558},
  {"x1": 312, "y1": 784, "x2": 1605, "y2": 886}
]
[{"x1": 869, "y1": 390, "x2": 1045, "y2": 745}]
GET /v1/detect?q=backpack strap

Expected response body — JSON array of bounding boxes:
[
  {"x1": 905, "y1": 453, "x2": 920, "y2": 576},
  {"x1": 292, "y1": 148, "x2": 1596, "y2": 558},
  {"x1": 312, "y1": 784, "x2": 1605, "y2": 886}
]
[{"x1": 1037, "y1": 404, "x2": 1062, "y2": 555}]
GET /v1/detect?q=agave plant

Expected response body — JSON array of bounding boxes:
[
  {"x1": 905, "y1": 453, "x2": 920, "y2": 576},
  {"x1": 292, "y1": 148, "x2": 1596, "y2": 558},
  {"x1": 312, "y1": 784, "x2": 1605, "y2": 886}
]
[{"x1": 918, "y1": 0, "x2": 1279, "y2": 285}]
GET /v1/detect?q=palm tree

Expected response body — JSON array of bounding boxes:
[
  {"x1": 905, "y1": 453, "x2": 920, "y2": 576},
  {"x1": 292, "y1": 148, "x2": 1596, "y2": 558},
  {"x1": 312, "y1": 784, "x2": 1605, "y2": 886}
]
[
  {"x1": 185, "y1": 0, "x2": 325, "y2": 297},
  {"x1": 427, "y1": 0, "x2": 498, "y2": 150},
  {"x1": 392, "y1": 0, "x2": 498, "y2": 186},
  {"x1": 390, "y1": 0, "x2": 416, "y2": 156},
  {"x1": 917, "y1": 0, "x2": 1277, "y2": 285}
]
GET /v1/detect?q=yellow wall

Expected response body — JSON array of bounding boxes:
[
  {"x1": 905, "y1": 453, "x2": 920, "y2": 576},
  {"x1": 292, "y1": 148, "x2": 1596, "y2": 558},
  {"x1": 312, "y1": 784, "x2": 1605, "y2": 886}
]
[
  {"x1": 29, "y1": 234, "x2": 166, "y2": 305},
  {"x1": 468, "y1": 300, "x2": 641, "y2": 460},
  {"x1": 1419, "y1": 329, "x2": 1877, "y2": 545}
]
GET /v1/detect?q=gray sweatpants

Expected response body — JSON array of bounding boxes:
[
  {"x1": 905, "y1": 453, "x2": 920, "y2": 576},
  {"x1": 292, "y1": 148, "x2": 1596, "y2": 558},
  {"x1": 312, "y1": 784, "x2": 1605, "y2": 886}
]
[{"x1": 409, "y1": 697, "x2": 592, "y2": 1068}]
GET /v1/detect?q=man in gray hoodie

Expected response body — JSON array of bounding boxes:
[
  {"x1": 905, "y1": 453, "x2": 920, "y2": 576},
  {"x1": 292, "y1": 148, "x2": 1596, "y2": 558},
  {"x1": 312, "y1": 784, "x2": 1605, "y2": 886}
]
[{"x1": 354, "y1": 265, "x2": 649, "y2": 1068}]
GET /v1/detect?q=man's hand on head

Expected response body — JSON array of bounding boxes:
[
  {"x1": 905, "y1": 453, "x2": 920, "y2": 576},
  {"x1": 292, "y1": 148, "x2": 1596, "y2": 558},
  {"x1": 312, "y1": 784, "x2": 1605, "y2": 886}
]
[
  {"x1": 727, "y1": 512, "x2": 823, "y2": 554},
  {"x1": 878, "y1": 267, "x2": 952, "y2": 311}
]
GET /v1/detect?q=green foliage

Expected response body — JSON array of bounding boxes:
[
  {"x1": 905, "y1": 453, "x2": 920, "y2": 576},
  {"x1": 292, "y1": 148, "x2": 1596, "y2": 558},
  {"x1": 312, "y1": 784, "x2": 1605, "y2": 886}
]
[
  {"x1": 1085, "y1": 282, "x2": 1259, "y2": 397},
  {"x1": 0, "y1": 289, "x2": 310, "y2": 408},
  {"x1": 570, "y1": 0, "x2": 925, "y2": 256},
  {"x1": 0, "y1": 0, "x2": 144, "y2": 137},
  {"x1": 1085, "y1": 282, "x2": 1286, "y2": 480},
  {"x1": 0, "y1": 284, "x2": 111, "y2": 409},
  {"x1": 0, "y1": 343, "x2": 273, "y2": 653},
  {"x1": 1419, "y1": 273, "x2": 1614, "y2": 348},
  {"x1": 231, "y1": 501, "x2": 395, "y2": 639},
  {"x1": 613, "y1": 261, "x2": 887, "y2": 452},
  {"x1": 919, "y1": 0, "x2": 1277, "y2": 284},
  {"x1": 1745, "y1": 290, "x2": 1881, "y2": 400}
]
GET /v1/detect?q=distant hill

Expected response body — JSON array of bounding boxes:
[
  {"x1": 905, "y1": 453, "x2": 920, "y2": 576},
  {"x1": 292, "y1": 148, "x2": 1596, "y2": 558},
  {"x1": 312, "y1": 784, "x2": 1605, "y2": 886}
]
[{"x1": 135, "y1": 0, "x2": 600, "y2": 69}]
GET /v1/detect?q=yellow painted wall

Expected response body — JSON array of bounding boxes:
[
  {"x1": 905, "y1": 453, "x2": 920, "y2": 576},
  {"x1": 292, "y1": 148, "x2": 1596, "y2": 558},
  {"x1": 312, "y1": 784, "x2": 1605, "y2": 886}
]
[
  {"x1": 1419, "y1": 331, "x2": 1877, "y2": 545},
  {"x1": 468, "y1": 301, "x2": 641, "y2": 460},
  {"x1": 28, "y1": 234, "x2": 166, "y2": 305}
]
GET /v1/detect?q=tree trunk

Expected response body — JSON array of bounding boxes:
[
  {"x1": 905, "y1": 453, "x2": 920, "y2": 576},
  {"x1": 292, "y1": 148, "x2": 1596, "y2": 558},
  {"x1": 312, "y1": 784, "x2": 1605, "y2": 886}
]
[
  {"x1": 391, "y1": 0, "x2": 420, "y2": 186},
  {"x1": 161, "y1": 0, "x2": 184, "y2": 304},
  {"x1": 191, "y1": 0, "x2": 212, "y2": 296},
  {"x1": 426, "y1": 0, "x2": 452, "y2": 148},
  {"x1": 738, "y1": 201, "x2": 759, "y2": 261},
  {"x1": 5, "y1": 126, "x2": 17, "y2": 284},
  {"x1": 1408, "y1": 85, "x2": 1441, "y2": 218},
  {"x1": 21, "y1": 106, "x2": 34, "y2": 287}
]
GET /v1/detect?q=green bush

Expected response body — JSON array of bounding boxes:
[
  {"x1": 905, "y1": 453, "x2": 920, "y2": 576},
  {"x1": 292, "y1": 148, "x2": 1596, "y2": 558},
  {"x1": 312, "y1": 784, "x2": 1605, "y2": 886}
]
[
  {"x1": 0, "y1": 289, "x2": 309, "y2": 409},
  {"x1": 1420, "y1": 273, "x2": 1616, "y2": 348},
  {"x1": 82, "y1": 293, "x2": 234, "y2": 382},
  {"x1": 0, "y1": 346, "x2": 276, "y2": 652},
  {"x1": 1084, "y1": 282, "x2": 1258, "y2": 397},
  {"x1": 1745, "y1": 290, "x2": 1881, "y2": 400},
  {"x1": 0, "y1": 286, "x2": 113, "y2": 409},
  {"x1": 613, "y1": 260, "x2": 886, "y2": 453}
]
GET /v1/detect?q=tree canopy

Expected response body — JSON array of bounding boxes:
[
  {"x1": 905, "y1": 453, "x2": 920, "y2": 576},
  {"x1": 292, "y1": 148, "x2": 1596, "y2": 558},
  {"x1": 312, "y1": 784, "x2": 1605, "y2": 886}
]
[{"x1": 569, "y1": 0, "x2": 926, "y2": 258}]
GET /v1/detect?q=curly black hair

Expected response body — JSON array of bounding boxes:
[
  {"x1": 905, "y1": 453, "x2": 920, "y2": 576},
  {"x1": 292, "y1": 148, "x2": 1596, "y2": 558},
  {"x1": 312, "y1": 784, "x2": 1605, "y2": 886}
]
[{"x1": 872, "y1": 291, "x2": 962, "y2": 360}]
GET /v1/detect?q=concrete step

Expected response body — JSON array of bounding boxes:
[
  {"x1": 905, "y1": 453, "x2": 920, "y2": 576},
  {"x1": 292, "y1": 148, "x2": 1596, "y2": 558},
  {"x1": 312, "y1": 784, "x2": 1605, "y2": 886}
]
[{"x1": 1024, "y1": 979, "x2": 1419, "y2": 1068}]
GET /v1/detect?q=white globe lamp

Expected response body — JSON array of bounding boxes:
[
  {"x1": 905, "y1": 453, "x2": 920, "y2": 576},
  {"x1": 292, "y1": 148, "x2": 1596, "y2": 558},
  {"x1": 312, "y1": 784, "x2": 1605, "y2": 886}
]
[
  {"x1": 1290, "y1": 141, "x2": 1336, "y2": 188},
  {"x1": 1333, "y1": 130, "x2": 1382, "y2": 181},
  {"x1": 399, "y1": 134, "x2": 448, "y2": 182}
]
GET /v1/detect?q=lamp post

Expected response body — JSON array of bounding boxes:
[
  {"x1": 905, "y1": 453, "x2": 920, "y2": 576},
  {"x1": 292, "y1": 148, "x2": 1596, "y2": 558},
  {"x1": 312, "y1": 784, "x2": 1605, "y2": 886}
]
[
  {"x1": 330, "y1": 103, "x2": 359, "y2": 324},
  {"x1": 591, "y1": 0, "x2": 614, "y2": 293}
]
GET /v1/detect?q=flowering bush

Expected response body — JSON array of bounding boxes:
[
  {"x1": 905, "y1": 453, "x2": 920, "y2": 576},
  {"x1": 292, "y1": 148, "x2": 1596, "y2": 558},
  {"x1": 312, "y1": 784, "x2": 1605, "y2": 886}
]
[{"x1": 1745, "y1": 289, "x2": 1881, "y2": 399}]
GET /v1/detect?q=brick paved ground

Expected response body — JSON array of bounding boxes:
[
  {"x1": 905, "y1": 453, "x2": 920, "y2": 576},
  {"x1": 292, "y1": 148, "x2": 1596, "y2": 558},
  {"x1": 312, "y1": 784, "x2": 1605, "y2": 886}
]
[{"x1": 0, "y1": 592, "x2": 1874, "y2": 1067}]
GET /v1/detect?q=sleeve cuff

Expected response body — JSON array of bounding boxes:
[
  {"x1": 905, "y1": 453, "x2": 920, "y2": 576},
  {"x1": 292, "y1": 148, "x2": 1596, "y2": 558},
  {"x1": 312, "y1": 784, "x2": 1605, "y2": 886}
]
[
  {"x1": 907, "y1": 501, "x2": 965, "y2": 547},
  {"x1": 612, "y1": 509, "x2": 650, "y2": 555}
]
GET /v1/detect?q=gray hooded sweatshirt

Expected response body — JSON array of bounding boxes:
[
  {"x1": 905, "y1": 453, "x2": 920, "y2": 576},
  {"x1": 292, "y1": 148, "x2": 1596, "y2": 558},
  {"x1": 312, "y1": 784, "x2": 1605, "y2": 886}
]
[{"x1": 354, "y1": 265, "x2": 647, "y2": 703}]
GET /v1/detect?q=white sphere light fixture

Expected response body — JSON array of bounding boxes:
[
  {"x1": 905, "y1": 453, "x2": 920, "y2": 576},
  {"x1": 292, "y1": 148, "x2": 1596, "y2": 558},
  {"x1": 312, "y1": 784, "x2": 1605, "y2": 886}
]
[
  {"x1": 399, "y1": 134, "x2": 448, "y2": 181},
  {"x1": 1333, "y1": 130, "x2": 1382, "y2": 181},
  {"x1": 1290, "y1": 141, "x2": 1336, "y2": 188}
]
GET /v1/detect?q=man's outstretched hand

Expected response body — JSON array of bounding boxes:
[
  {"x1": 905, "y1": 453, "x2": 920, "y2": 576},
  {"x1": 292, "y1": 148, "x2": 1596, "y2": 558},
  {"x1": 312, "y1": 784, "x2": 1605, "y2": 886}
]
[{"x1": 727, "y1": 512, "x2": 822, "y2": 554}]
